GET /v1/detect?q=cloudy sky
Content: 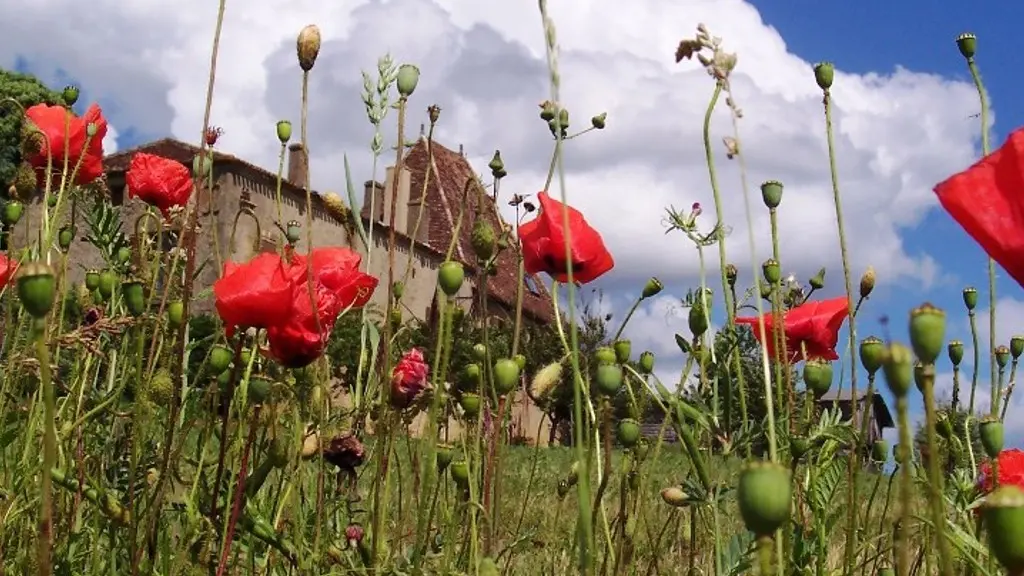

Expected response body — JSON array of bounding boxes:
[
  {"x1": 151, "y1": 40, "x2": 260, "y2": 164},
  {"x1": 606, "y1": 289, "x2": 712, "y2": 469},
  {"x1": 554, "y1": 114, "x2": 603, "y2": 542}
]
[{"x1": 6, "y1": 0, "x2": 1024, "y2": 446}]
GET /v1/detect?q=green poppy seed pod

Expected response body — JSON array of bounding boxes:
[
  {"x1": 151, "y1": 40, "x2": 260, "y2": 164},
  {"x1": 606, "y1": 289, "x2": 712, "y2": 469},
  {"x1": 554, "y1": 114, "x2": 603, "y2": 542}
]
[
  {"x1": 614, "y1": 340, "x2": 631, "y2": 364},
  {"x1": 116, "y1": 246, "x2": 131, "y2": 265},
  {"x1": 813, "y1": 62, "x2": 834, "y2": 90},
  {"x1": 595, "y1": 364, "x2": 623, "y2": 396},
  {"x1": 285, "y1": 220, "x2": 301, "y2": 245},
  {"x1": 759, "y1": 283, "x2": 772, "y2": 300},
  {"x1": 997, "y1": 345, "x2": 1011, "y2": 369},
  {"x1": 882, "y1": 343, "x2": 913, "y2": 398},
  {"x1": 894, "y1": 443, "x2": 909, "y2": 466},
  {"x1": 460, "y1": 363, "x2": 482, "y2": 392},
  {"x1": 488, "y1": 150, "x2": 504, "y2": 175},
  {"x1": 789, "y1": 435, "x2": 810, "y2": 461},
  {"x1": 591, "y1": 112, "x2": 607, "y2": 130},
  {"x1": 760, "y1": 180, "x2": 783, "y2": 209},
  {"x1": 981, "y1": 485, "x2": 1024, "y2": 573},
  {"x1": 963, "y1": 287, "x2": 978, "y2": 311},
  {"x1": 86, "y1": 123, "x2": 98, "y2": 137},
  {"x1": 167, "y1": 300, "x2": 184, "y2": 328},
  {"x1": 470, "y1": 220, "x2": 496, "y2": 261},
  {"x1": 396, "y1": 64, "x2": 420, "y2": 98},
  {"x1": 639, "y1": 351, "x2": 655, "y2": 375},
  {"x1": 2, "y1": 201, "x2": 23, "y2": 226},
  {"x1": 16, "y1": 261, "x2": 56, "y2": 319},
  {"x1": 437, "y1": 261, "x2": 465, "y2": 297},
  {"x1": 209, "y1": 345, "x2": 233, "y2": 374},
  {"x1": 909, "y1": 303, "x2": 945, "y2": 365},
  {"x1": 459, "y1": 393, "x2": 481, "y2": 420},
  {"x1": 860, "y1": 266, "x2": 876, "y2": 299},
  {"x1": 392, "y1": 281, "x2": 404, "y2": 301},
  {"x1": 809, "y1": 267, "x2": 825, "y2": 290},
  {"x1": 617, "y1": 418, "x2": 641, "y2": 448},
  {"x1": 450, "y1": 459, "x2": 470, "y2": 488},
  {"x1": 296, "y1": 25, "x2": 322, "y2": 72},
  {"x1": 725, "y1": 264, "x2": 738, "y2": 287},
  {"x1": 688, "y1": 303, "x2": 709, "y2": 338},
  {"x1": 436, "y1": 443, "x2": 454, "y2": 471},
  {"x1": 956, "y1": 33, "x2": 977, "y2": 60},
  {"x1": 62, "y1": 85, "x2": 80, "y2": 106},
  {"x1": 514, "y1": 354, "x2": 526, "y2": 370},
  {"x1": 276, "y1": 120, "x2": 292, "y2": 143},
  {"x1": 871, "y1": 439, "x2": 890, "y2": 463},
  {"x1": 803, "y1": 359, "x2": 834, "y2": 398},
  {"x1": 661, "y1": 486, "x2": 690, "y2": 508},
  {"x1": 248, "y1": 374, "x2": 273, "y2": 405},
  {"x1": 594, "y1": 347, "x2": 617, "y2": 365},
  {"x1": 472, "y1": 343, "x2": 487, "y2": 362},
  {"x1": 980, "y1": 417, "x2": 1004, "y2": 460},
  {"x1": 737, "y1": 462, "x2": 792, "y2": 537},
  {"x1": 762, "y1": 259, "x2": 781, "y2": 285},
  {"x1": 859, "y1": 336, "x2": 886, "y2": 375},
  {"x1": 1012, "y1": 336, "x2": 1024, "y2": 360},
  {"x1": 642, "y1": 277, "x2": 664, "y2": 299},
  {"x1": 493, "y1": 358, "x2": 520, "y2": 396},
  {"x1": 913, "y1": 362, "x2": 926, "y2": 393},
  {"x1": 121, "y1": 279, "x2": 146, "y2": 317},
  {"x1": 58, "y1": 225, "x2": 74, "y2": 252},
  {"x1": 85, "y1": 269, "x2": 100, "y2": 291},
  {"x1": 192, "y1": 151, "x2": 213, "y2": 178},
  {"x1": 948, "y1": 340, "x2": 965, "y2": 366}
]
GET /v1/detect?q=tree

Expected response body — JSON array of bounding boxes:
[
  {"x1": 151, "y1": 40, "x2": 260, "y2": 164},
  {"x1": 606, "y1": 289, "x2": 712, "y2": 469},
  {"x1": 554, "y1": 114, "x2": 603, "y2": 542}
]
[{"x1": 0, "y1": 69, "x2": 62, "y2": 188}]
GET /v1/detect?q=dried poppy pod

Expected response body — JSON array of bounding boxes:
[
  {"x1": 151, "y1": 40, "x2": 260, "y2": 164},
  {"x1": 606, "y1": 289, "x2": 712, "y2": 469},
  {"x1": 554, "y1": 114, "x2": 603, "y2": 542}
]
[{"x1": 296, "y1": 25, "x2": 321, "y2": 71}]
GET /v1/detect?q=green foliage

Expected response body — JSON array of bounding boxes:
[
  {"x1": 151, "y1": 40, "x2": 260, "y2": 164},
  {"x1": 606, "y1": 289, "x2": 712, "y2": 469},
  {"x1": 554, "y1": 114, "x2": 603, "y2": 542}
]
[{"x1": 0, "y1": 69, "x2": 62, "y2": 187}]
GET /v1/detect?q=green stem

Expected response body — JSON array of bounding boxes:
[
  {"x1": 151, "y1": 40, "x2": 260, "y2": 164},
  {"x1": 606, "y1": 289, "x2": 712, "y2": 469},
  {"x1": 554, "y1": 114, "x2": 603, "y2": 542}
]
[
  {"x1": 36, "y1": 317, "x2": 56, "y2": 576},
  {"x1": 895, "y1": 396, "x2": 912, "y2": 576},
  {"x1": 969, "y1": 310, "x2": 980, "y2": 415},
  {"x1": 921, "y1": 364, "x2": 954, "y2": 576},
  {"x1": 757, "y1": 536, "x2": 774, "y2": 575}
]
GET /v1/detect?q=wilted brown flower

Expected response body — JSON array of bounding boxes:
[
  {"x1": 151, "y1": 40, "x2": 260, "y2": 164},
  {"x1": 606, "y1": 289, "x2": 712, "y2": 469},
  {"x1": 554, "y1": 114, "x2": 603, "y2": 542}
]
[{"x1": 322, "y1": 433, "x2": 365, "y2": 473}]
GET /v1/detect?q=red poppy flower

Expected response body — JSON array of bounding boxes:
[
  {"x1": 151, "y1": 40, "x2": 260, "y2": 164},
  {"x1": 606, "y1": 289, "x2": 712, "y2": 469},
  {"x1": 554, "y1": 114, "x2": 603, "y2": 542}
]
[
  {"x1": 0, "y1": 253, "x2": 17, "y2": 286},
  {"x1": 517, "y1": 191, "x2": 614, "y2": 285},
  {"x1": 978, "y1": 448, "x2": 1024, "y2": 493},
  {"x1": 391, "y1": 348, "x2": 429, "y2": 408},
  {"x1": 214, "y1": 253, "x2": 295, "y2": 338},
  {"x1": 125, "y1": 153, "x2": 193, "y2": 217},
  {"x1": 934, "y1": 128, "x2": 1024, "y2": 288},
  {"x1": 735, "y1": 297, "x2": 849, "y2": 363},
  {"x1": 24, "y1": 103, "x2": 108, "y2": 186}
]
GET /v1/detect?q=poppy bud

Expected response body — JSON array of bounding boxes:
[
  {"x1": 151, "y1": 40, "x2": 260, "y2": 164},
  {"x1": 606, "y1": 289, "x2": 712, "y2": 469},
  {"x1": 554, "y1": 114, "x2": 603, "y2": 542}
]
[
  {"x1": 62, "y1": 85, "x2": 80, "y2": 106},
  {"x1": 209, "y1": 345, "x2": 233, "y2": 374},
  {"x1": 688, "y1": 303, "x2": 709, "y2": 339},
  {"x1": 948, "y1": 340, "x2": 964, "y2": 366},
  {"x1": 813, "y1": 62, "x2": 834, "y2": 90},
  {"x1": 493, "y1": 358, "x2": 520, "y2": 396},
  {"x1": 558, "y1": 108, "x2": 569, "y2": 130},
  {"x1": 642, "y1": 277, "x2": 663, "y2": 299},
  {"x1": 513, "y1": 354, "x2": 526, "y2": 370},
  {"x1": 737, "y1": 461, "x2": 792, "y2": 537},
  {"x1": 808, "y1": 267, "x2": 826, "y2": 290},
  {"x1": 661, "y1": 486, "x2": 689, "y2": 508},
  {"x1": 488, "y1": 150, "x2": 504, "y2": 175},
  {"x1": 859, "y1": 336, "x2": 885, "y2": 375},
  {"x1": 58, "y1": 225, "x2": 74, "y2": 252},
  {"x1": 614, "y1": 340, "x2": 631, "y2": 363},
  {"x1": 759, "y1": 283, "x2": 772, "y2": 300},
  {"x1": 871, "y1": 439, "x2": 890, "y2": 463},
  {"x1": 193, "y1": 150, "x2": 213, "y2": 178},
  {"x1": 459, "y1": 392, "x2": 481, "y2": 419},
  {"x1": 285, "y1": 220, "x2": 301, "y2": 245},
  {"x1": 470, "y1": 220, "x2": 496, "y2": 261},
  {"x1": 167, "y1": 300, "x2": 185, "y2": 328},
  {"x1": 472, "y1": 343, "x2": 487, "y2": 362},
  {"x1": 85, "y1": 269, "x2": 100, "y2": 291},
  {"x1": 762, "y1": 259, "x2": 781, "y2": 285},
  {"x1": 529, "y1": 361, "x2": 562, "y2": 400},
  {"x1": 248, "y1": 374, "x2": 273, "y2": 405},
  {"x1": 437, "y1": 261, "x2": 465, "y2": 297},
  {"x1": 48, "y1": 194, "x2": 57, "y2": 208},
  {"x1": 436, "y1": 443, "x2": 454, "y2": 471},
  {"x1": 996, "y1": 345, "x2": 1011, "y2": 369},
  {"x1": 909, "y1": 303, "x2": 945, "y2": 365},
  {"x1": 882, "y1": 343, "x2": 913, "y2": 398},
  {"x1": 981, "y1": 485, "x2": 1024, "y2": 573},
  {"x1": 963, "y1": 287, "x2": 978, "y2": 311},
  {"x1": 17, "y1": 261, "x2": 56, "y2": 319},
  {"x1": 595, "y1": 364, "x2": 623, "y2": 396},
  {"x1": 296, "y1": 25, "x2": 321, "y2": 72},
  {"x1": 428, "y1": 104, "x2": 441, "y2": 124},
  {"x1": 859, "y1": 266, "x2": 876, "y2": 299},
  {"x1": 450, "y1": 459, "x2": 470, "y2": 488},
  {"x1": 936, "y1": 411, "x2": 954, "y2": 440},
  {"x1": 594, "y1": 347, "x2": 617, "y2": 365},
  {"x1": 1012, "y1": 336, "x2": 1024, "y2": 360},
  {"x1": 760, "y1": 180, "x2": 783, "y2": 209},
  {"x1": 389, "y1": 307, "x2": 402, "y2": 329},
  {"x1": 979, "y1": 417, "x2": 1004, "y2": 459},
  {"x1": 459, "y1": 363, "x2": 482, "y2": 392},
  {"x1": 789, "y1": 435, "x2": 810, "y2": 461},
  {"x1": 616, "y1": 418, "x2": 641, "y2": 447},
  {"x1": 116, "y1": 246, "x2": 131, "y2": 265},
  {"x1": 276, "y1": 120, "x2": 292, "y2": 144},
  {"x1": 637, "y1": 351, "x2": 655, "y2": 375},
  {"x1": 122, "y1": 278, "x2": 146, "y2": 317},
  {"x1": 591, "y1": 112, "x2": 607, "y2": 130},
  {"x1": 2, "y1": 201, "x2": 23, "y2": 226},
  {"x1": 725, "y1": 264, "x2": 738, "y2": 286},
  {"x1": 539, "y1": 101, "x2": 556, "y2": 122},
  {"x1": 956, "y1": 33, "x2": 977, "y2": 60},
  {"x1": 396, "y1": 64, "x2": 420, "y2": 98},
  {"x1": 913, "y1": 362, "x2": 927, "y2": 393},
  {"x1": 803, "y1": 359, "x2": 833, "y2": 398}
]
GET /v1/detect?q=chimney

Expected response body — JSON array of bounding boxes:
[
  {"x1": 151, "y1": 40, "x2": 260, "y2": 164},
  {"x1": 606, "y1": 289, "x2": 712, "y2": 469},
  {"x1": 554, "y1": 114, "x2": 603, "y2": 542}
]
[
  {"x1": 362, "y1": 180, "x2": 384, "y2": 222},
  {"x1": 287, "y1": 143, "x2": 308, "y2": 186},
  {"x1": 381, "y1": 165, "x2": 412, "y2": 235}
]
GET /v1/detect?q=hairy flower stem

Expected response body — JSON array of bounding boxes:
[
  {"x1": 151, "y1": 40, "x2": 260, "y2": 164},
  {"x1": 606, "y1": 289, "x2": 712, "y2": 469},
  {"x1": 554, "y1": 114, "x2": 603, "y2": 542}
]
[
  {"x1": 919, "y1": 364, "x2": 953, "y2": 576},
  {"x1": 968, "y1": 310, "x2": 981, "y2": 414},
  {"x1": 821, "y1": 86, "x2": 860, "y2": 576},
  {"x1": 964, "y1": 57, "x2": 998, "y2": 415},
  {"x1": 895, "y1": 397, "x2": 912, "y2": 576},
  {"x1": 35, "y1": 318, "x2": 55, "y2": 576},
  {"x1": 768, "y1": 208, "x2": 792, "y2": 431},
  {"x1": 215, "y1": 406, "x2": 260, "y2": 576}
]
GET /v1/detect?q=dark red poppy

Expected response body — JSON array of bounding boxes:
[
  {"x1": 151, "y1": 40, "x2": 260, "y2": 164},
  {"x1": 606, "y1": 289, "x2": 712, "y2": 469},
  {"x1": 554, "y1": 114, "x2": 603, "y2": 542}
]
[
  {"x1": 125, "y1": 153, "x2": 193, "y2": 217},
  {"x1": 934, "y1": 128, "x2": 1024, "y2": 288},
  {"x1": 391, "y1": 348, "x2": 429, "y2": 408},
  {"x1": 322, "y1": 433, "x2": 365, "y2": 472},
  {"x1": 0, "y1": 253, "x2": 17, "y2": 286},
  {"x1": 213, "y1": 252, "x2": 295, "y2": 338},
  {"x1": 24, "y1": 103, "x2": 108, "y2": 186},
  {"x1": 979, "y1": 448, "x2": 1024, "y2": 493},
  {"x1": 735, "y1": 297, "x2": 849, "y2": 363},
  {"x1": 517, "y1": 191, "x2": 614, "y2": 285}
]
